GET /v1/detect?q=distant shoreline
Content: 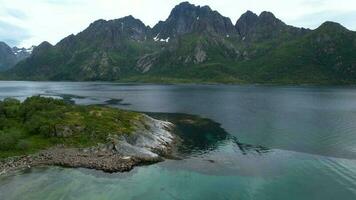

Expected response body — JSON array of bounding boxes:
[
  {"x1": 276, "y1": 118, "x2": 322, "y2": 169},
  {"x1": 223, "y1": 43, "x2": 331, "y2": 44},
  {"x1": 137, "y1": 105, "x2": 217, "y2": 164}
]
[{"x1": 0, "y1": 79, "x2": 355, "y2": 87}]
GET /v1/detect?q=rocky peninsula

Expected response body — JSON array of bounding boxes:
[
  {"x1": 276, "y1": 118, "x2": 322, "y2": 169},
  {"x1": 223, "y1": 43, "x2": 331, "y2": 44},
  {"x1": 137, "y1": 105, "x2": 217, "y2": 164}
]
[{"x1": 0, "y1": 97, "x2": 178, "y2": 174}]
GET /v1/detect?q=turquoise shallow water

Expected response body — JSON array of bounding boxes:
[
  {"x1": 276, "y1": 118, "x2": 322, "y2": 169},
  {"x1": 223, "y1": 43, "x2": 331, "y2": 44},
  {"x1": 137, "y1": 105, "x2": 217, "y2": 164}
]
[
  {"x1": 1, "y1": 149, "x2": 356, "y2": 200},
  {"x1": 1, "y1": 82, "x2": 356, "y2": 199}
]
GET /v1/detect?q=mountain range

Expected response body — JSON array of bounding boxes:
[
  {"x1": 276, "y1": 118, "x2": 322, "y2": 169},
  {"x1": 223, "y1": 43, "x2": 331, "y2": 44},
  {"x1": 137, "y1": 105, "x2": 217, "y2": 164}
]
[
  {"x1": 2, "y1": 1, "x2": 356, "y2": 84},
  {"x1": 0, "y1": 42, "x2": 33, "y2": 71}
]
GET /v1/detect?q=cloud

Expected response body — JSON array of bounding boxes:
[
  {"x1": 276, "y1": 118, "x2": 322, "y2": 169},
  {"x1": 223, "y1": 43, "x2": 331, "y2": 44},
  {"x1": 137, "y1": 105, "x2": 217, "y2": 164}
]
[
  {"x1": 290, "y1": 10, "x2": 356, "y2": 30},
  {"x1": 0, "y1": 20, "x2": 31, "y2": 46},
  {"x1": 5, "y1": 8, "x2": 27, "y2": 19},
  {"x1": 43, "y1": 0, "x2": 85, "y2": 6}
]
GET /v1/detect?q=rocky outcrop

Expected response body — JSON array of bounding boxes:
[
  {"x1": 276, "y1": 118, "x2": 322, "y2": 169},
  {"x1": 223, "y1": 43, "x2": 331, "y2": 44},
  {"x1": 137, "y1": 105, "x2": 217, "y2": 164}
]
[
  {"x1": 0, "y1": 115, "x2": 178, "y2": 174},
  {"x1": 194, "y1": 46, "x2": 207, "y2": 63},
  {"x1": 136, "y1": 53, "x2": 159, "y2": 73}
]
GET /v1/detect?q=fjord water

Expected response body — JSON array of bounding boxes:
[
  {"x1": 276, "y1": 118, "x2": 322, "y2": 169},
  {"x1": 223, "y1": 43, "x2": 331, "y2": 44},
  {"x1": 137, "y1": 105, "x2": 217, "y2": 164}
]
[{"x1": 1, "y1": 82, "x2": 356, "y2": 200}]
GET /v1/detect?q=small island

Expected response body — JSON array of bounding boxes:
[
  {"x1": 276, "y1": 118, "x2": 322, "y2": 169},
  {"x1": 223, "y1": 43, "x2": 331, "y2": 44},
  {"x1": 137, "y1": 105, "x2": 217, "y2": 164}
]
[{"x1": 0, "y1": 96, "x2": 177, "y2": 174}]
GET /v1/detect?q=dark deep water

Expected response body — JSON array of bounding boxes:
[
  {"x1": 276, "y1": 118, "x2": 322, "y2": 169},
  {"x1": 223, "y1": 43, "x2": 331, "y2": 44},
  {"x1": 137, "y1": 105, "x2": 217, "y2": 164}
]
[{"x1": 0, "y1": 81, "x2": 356, "y2": 200}]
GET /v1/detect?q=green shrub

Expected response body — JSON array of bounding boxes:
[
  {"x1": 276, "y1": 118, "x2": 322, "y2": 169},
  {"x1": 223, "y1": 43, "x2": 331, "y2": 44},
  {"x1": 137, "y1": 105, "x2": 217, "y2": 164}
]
[
  {"x1": 0, "y1": 129, "x2": 23, "y2": 151},
  {"x1": 1, "y1": 98, "x2": 21, "y2": 118},
  {"x1": 16, "y1": 140, "x2": 31, "y2": 151}
]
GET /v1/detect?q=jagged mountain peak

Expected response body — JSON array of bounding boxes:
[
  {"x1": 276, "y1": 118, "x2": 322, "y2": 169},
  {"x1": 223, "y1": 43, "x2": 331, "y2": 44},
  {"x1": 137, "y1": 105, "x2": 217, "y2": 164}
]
[
  {"x1": 32, "y1": 41, "x2": 53, "y2": 55},
  {"x1": 170, "y1": 1, "x2": 213, "y2": 14},
  {"x1": 258, "y1": 11, "x2": 285, "y2": 26},
  {"x1": 152, "y1": 1, "x2": 235, "y2": 39},
  {"x1": 236, "y1": 10, "x2": 305, "y2": 41},
  {"x1": 12, "y1": 46, "x2": 34, "y2": 61},
  {"x1": 235, "y1": 11, "x2": 259, "y2": 36},
  {"x1": 236, "y1": 10, "x2": 284, "y2": 30},
  {"x1": 71, "y1": 15, "x2": 150, "y2": 49},
  {"x1": 259, "y1": 11, "x2": 276, "y2": 19},
  {"x1": 88, "y1": 15, "x2": 147, "y2": 30},
  {"x1": 242, "y1": 10, "x2": 259, "y2": 18},
  {"x1": 0, "y1": 43, "x2": 34, "y2": 58},
  {"x1": 38, "y1": 41, "x2": 53, "y2": 48},
  {"x1": 0, "y1": 42, "x2": 32, "y2": 71}
]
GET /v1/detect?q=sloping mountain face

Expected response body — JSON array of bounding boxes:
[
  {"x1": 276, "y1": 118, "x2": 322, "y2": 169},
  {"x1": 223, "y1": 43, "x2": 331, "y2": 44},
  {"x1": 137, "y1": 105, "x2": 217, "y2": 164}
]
[
  {"x1": 10, "y1": 16, "x2": 156, "y2": 80},
  {"x1": 308, "y1": 22, "x2": 356, "y2": 82},
  {"x1": 0, "y1": 42, "x2": 16, "y2": 71},
  {"x1": 0, "y1": 42, "x2": 32, "y2": 71},
  {"x1": 135, "y1": 2, "x2": 242, "y2": 75},
  {"x1": 4, "y1": 1, "x2": 356, "y2": 84},
  {"x1": 229, "y1": 21, "x2": 356, "y2": 84}
]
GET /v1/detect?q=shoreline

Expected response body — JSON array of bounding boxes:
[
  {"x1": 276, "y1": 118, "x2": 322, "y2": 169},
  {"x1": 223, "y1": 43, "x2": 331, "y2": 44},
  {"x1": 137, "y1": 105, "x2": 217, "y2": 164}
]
[
  {"x1": 0, "y1": 115, "x2": 179, "y2": 175},
  {"x1": 1, "y1": 80, "x2": 356, "y2": 87}
]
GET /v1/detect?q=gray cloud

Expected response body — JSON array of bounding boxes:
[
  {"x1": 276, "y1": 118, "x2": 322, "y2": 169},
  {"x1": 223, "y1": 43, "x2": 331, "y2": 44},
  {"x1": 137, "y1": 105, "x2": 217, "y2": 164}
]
[
  {"x1": 6, "y1": 8, "x2": 27, "y2": 19},
  {"x1": 0, "y1": 20, "x2": 31, "y2": 46}
]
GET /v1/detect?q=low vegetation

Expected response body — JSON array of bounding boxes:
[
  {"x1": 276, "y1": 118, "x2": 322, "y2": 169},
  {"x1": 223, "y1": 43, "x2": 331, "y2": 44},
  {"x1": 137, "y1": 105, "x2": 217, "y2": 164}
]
[{"x1": 0, "y1": 96, "x2": 140, "y2": 158}]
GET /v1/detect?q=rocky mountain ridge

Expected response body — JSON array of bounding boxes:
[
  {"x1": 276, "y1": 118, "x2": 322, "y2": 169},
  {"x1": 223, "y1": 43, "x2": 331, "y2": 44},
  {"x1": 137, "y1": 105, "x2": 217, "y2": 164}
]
[
  {"x1": 2, "y1": 1, "x2": 356, "y2": 84},
  {"x1": 0, "y1": 42, "x2": 33, "y2": 71}
]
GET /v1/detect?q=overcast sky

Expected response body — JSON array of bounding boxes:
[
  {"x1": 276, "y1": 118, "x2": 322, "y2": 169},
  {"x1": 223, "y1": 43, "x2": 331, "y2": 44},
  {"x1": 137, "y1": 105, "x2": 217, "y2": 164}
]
[{"x1": 0, "y1": 0, "x2": 355, "y2": 47}]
